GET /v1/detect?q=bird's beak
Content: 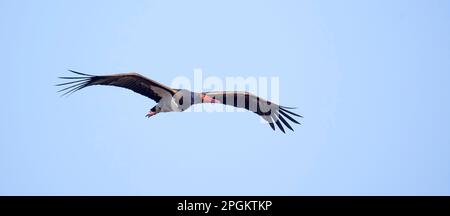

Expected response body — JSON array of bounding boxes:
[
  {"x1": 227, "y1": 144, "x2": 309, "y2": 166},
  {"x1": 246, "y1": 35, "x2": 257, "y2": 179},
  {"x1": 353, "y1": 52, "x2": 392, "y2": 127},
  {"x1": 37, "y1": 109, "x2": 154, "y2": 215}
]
[{"x1": 203, "y1": 95, "x2": 221, "y2": 103}]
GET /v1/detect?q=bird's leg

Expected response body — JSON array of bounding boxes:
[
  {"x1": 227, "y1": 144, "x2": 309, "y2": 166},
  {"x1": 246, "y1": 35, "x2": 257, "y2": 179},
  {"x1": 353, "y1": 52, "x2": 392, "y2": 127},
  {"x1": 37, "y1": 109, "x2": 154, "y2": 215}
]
[{"x1": 146, "y1": 106, "x2": 159, "y2": 118}]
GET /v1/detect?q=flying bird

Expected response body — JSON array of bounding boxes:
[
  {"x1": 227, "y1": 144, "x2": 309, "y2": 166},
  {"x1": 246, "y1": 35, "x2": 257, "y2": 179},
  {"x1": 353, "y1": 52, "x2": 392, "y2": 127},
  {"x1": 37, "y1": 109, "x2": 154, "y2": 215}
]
[{"x1": 57, "y1": 70, "x2": 302, "y2": 133}]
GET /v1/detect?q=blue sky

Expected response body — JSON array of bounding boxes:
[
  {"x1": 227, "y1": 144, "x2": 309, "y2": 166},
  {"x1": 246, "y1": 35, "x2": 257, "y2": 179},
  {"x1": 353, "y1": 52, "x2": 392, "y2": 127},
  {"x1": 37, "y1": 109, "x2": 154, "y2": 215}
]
[{"x1": 1, "y1": 0, "x2": 449, "y2": 195}]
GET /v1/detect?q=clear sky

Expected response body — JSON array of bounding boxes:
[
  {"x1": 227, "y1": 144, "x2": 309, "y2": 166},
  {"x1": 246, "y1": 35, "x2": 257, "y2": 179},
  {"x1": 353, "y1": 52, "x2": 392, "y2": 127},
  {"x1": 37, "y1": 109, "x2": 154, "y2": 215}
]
[{"x1": 1, "y1": 0, "x2": 449, "y2": 195}]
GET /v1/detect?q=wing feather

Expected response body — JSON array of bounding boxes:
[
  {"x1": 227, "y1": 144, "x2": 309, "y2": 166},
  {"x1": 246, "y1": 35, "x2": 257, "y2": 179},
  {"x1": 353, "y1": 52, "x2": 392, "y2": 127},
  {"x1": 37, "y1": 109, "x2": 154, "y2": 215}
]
[{"x1": 57, "y1": 70, "x2": 176, "y2": 102}]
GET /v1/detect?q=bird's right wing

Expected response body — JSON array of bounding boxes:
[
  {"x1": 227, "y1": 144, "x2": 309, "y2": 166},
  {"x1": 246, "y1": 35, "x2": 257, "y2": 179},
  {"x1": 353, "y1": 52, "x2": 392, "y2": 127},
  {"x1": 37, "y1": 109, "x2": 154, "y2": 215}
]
[{"x1": 57, "y1": 70, "x2": 176, "y2": 102}]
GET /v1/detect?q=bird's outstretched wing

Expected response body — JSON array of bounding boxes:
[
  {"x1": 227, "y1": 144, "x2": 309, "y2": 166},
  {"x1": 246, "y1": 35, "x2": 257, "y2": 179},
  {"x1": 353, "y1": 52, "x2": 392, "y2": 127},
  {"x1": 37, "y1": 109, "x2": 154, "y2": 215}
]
[
  {"x1": 203, "y1": 91, "x2": 302, "y2": 133},
  {"x1": 57, "y1": 70, "x2": 176, "y2": 102}
]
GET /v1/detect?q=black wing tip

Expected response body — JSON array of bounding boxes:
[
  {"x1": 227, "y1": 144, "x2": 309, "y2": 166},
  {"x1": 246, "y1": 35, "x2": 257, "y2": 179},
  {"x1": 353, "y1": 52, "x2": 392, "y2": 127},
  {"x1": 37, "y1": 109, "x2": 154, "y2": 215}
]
[
  {"x1": 56, "y1": 70, "x2": 94, "y2": 96},
  {"x1": 280, "y1": 107, "x2": 303, "y2": 118},
  {"x1": 274, "y1": 119, "x2": 286, "y2": 133},
  {"x1": 278, "y1": 114, "x2": 294, "y2": 132},
  {"x1": 57, "y1": 81, "x2": 89, "y2": 97},
  {"x1": 263, "y1": 107, "x2": 303, "y2": 133},
  {"x1": 279, "y1": 109, "x2": 301, "y2": 125},
  {"x1": 268, "y1": 122, "x2": 276, "y2": 131},
  {"x1": 67, "y1": 69, "x2": 95, "y2": 77},
  {"x1": 267, "y1": 106, "x2": 304, "y2": 133},
  {"x1": 280, "y1": 106, "x2": 297, "y2": 109}
]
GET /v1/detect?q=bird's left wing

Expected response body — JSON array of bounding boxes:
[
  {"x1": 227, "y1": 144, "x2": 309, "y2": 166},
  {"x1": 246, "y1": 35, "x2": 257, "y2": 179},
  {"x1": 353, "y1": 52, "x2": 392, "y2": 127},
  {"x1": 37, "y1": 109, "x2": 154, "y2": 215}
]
[
  {"x1": 203, "y1": 91, "x2": 302, "y2": 133},
  {"x1": 57, "y1": 70, "x2": 176, "y2": 102}
]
